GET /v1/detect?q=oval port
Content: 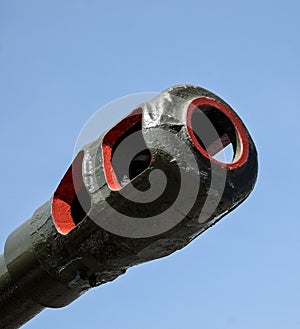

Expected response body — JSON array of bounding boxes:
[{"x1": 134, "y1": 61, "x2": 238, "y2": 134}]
[
  {"x1": 102, "y1": 109, "x2": 151, "y2": 190},
  {"x1": 52, "y1": 151, "x2": 91, "y2": 234}
]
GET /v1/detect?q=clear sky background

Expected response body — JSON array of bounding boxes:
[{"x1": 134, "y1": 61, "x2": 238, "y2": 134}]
[{"x1": 0, "y1": 1, "x2": 299, "y2": 328}]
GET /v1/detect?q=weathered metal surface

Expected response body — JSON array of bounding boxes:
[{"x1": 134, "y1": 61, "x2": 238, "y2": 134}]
[{"x1": 0, "y1": 85, "x2": 258, "y2": 328}]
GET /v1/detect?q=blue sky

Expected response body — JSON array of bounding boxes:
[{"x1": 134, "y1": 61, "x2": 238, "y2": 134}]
[{"x1": 1, "y1": 1, "x2": 300, "y2": 328}]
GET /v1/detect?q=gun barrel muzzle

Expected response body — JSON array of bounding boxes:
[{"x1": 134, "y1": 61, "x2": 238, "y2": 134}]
[{"x1": 0, "y1": 85, "x2": 258, "y2": 328}]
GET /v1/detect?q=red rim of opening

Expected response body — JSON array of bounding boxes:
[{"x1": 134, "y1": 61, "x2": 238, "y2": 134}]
[
  {"x1": 102, "y1": 108, "x2": 142, "y2": 190},
  {"x1": 52, "y1": 151, "x2": 85, "y2": 234},
  {"x1": 186, "y1": 97, "x2": 249, "y2": 169}
]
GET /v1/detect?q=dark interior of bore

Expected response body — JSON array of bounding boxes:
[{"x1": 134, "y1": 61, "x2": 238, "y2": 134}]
[
  {"x1": 111, "y1": 121, "x2": 152, "y2": 185},
  {"x1": 71, "y1": 185, "x2": 91, "y2": 225},
  {"x1": 191, "y1": 106, "x2": 237, "y2": 161}
]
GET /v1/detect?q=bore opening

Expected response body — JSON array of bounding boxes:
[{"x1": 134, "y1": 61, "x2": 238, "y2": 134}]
[
  {"x1": 102, "y1": 110, "x2": 152, "y2": 190},
  {"x1": 186, "y1": 97, "x2": 249, "y2": 169},
  {"x1": 52, "y1": 151, "x2": 91, "y2": 235},
  {"x1": 191, "y1": 105, "x2": 237, "y2": 163}
]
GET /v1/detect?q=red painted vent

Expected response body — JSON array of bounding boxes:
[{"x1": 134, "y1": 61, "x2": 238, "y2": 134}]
[
  {"x1": 52, "y1": 151, "x2": 91, "y2": 235},
  {"x1": 102, "y1": 109, "x2": 151, "y2": 190}
]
